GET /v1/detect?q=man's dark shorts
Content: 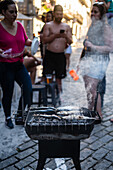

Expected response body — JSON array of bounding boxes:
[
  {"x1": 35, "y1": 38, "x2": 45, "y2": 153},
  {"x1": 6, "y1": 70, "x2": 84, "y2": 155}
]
[{"x1": 43, "y1": 50, "x2": 66, "y2": 79}]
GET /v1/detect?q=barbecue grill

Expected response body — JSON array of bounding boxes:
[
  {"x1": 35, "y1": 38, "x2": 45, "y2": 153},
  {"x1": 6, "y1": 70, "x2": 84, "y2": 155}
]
[{"x1": 25, "y1": 106, "x2": 95, "y2": 170}]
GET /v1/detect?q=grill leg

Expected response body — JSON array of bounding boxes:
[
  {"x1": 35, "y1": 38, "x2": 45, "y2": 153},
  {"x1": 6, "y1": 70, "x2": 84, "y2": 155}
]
[
  {"x1": 72, "y1": 140, "x2": 81, "y2": 170},
  {"x1": 72, "y1": 157, "x2": 81, "y2": 170},
  {"x1": 36, "y1": 156, "x2": 46, "y2": 170}
]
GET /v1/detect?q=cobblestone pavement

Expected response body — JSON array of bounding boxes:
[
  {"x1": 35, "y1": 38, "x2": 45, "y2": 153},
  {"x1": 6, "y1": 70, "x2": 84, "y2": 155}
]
[{"x1": 0, "y1": 41, "x2": 113, "y2": 170}]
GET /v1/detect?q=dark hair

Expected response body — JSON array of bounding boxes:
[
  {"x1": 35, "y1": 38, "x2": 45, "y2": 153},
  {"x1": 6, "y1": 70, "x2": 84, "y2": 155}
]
[
  {"x1": 54, "y1": 5, "x2": 63, "y2": 12},
  {"x1": 0, "y1": 0, "x2": 15, "y2": 15},
  {"x1": 47, "y1": 11, "x2": 53, "y2": 20},
  {"x1": 41, "y1": 12, "x2": 46, "y2": 23},
  {"x1": 93, "y1": 3, "x2": 107, "y2": 19}
]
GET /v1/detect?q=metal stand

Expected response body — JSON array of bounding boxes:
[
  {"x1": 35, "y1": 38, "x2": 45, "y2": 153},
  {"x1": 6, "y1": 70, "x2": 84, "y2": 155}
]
[
  {"x1": 45, "y1": 81, "x2": 60, "y2": 107},
  {"x1": 32, "y1": 84, "x2": 47, "y2": 107},
  {"x1": 37, "y1": 140, "x2": 81, "y2": 170}
]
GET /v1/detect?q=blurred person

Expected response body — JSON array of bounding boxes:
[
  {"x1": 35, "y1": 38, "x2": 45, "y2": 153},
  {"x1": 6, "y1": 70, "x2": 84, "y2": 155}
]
[
  {"x1": 43, "y1": 5, "x2": 72, "y2": 93},
  {"x1": 0, "y1": 0, "x2": 32, "y2": 128},
  {"x1": 39, "y1": 11, "x2": 54, "y2": 59},
  {"x1": 98, "y1": 0, "x2": 113, "y2": 27},
  {"x1": 78, "y1": 2, "x2": 113, "y2": 121},
  {"x1": 23, "y1": 48, "x2": 41, "y2": 84},
  {"x1": 39, "y1": 13, "x2": 47, "y2": 59},
  {"x1": 65, "y1": 45, "x2": 72, "y2": 71},
  {"x1": 35, "y1": 11, "x2": 54, "y2": 84},
  {"x1": 46, "y1": 11, "x2": 54, "y2": 22},
  {"x1": 95, "y1": 1, "x2": 112, "y2": 111}
]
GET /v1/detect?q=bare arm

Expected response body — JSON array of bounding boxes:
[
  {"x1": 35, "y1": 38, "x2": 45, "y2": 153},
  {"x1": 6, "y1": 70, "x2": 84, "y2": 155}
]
[
  {"x1": 62, "y1": 25, "x2": 72, "y2": 45},
  {"x1": 25, "y1": 39, "x2": 32, "y2": 46},
  {"x1": 43, "y1": 24, "x2": 61, "y2": 44},
  {"x1": 43, "y1": 23, "x2": 72, "y2": 44}
]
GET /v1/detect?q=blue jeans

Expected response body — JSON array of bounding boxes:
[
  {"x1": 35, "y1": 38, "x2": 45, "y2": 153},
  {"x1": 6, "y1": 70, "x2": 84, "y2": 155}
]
[{"x1": 0, "y1": 61, "x2": 32, "y2": 118}]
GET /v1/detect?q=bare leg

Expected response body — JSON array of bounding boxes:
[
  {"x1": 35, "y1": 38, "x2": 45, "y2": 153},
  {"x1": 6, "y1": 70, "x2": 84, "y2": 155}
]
[
  {"x1": 24, "y1": 58, "x2": 37, "y2": 84},
  {"x1": 65, "y1": 53, "x2": 70, "y2": 71},
  {"x1": 28, "y1": 67, "x2": 36, "y2": 84},
  {"x1": 83, "y1": 75, "x2": 102, "y2": 117},
  {"x1": 56, "y1": 78, "x2": 62, "y2": 93},
  {"x1": 97, "y1": 94, "x2": 102, "y2": 118}
]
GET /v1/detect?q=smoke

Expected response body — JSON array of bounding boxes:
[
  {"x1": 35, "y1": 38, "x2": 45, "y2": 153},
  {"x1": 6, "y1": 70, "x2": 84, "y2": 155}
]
[{"x1": 78, "y1": 15, "x2": 113, "y2": 109}]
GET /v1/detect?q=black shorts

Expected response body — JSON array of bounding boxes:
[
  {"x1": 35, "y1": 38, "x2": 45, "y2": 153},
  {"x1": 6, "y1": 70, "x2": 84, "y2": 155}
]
[{"x1": 43, "y1": 50, "x2": 66, "y2": 79}]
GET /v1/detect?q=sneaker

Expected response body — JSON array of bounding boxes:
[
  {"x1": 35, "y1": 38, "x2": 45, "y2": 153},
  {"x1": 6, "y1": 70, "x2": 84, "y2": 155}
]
[{"x1": 5, "y1": 118, "x2": 14, "y2": 129}]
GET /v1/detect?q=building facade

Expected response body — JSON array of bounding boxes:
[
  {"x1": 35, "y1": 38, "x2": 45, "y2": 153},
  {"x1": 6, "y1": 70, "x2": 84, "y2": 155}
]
[{"x1": 0, "y1": 0, "x2": 93, "y2": 42}]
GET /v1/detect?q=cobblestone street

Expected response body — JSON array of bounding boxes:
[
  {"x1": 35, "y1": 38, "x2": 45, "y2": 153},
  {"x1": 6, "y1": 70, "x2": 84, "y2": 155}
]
[{"x1": 0, "y1": 40, "x2": 113, "y2": 170}]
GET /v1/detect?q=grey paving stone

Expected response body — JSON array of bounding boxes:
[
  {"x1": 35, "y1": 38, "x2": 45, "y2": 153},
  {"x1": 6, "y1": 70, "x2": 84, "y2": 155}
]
[
  {"x1": 105, "y1": 126, "x2": 113, "y2": 132},
  {"x1": 0, "y1": 157, "x2": 18, "y2": 169},
  {"x1": 21, "y1": 167, "x2": 33, "y2": 170},
  {"x1": 17, "y1": 140, "x2": 36, "y2": 151},
  {"x1": 0, "y1": 150, "x2": 18, "y2": 160},
  {"x1": 105, "y1": 151, "x2": 113, "y2": 162},
  {"x1": 31, "y1": 151, "x2": 39, "y2": 160},
  {"x1": 15, "y1": 156, "x2": 35, "y2": 169},
  {"x1": 88, "y1": 140, "x2": 104, "y2": 150},
  {"x1": 65, "y1": 159, "x2": 74, "y2": 169},
  {"x1": 108, "y1": 166, "x2": 113, "y2": 170},
  {"x1": 103, "y1": 141, "x2": 113, "y2": 150},
  {"x1": 3, "y1": 166, "x2": 18, "y2": 170},
  {"x1": 92, "y1": 147, "x2": 109, "y2": 160},
  {"x1": 90, "y1": 125, "x2": 105, "y2": 135},
  {"x1": 83, "y1": 135, "x2": 98, "y2": 144},
  {"x1": 29, "y1": 161, "x2": 37, "y2": 169},
  {"x1": 44, "y1": 158, "x2": 56, "y2": 169},
  {"x1": 45, "y1": 158, "x2": 52, "y2": 163},
  {"x1": 98, "y1": 135, "x2": 113, "y2": 144},
  {"x1": 101, "y1": 121, "x2": 112, "y2": 127},
  {"x1": 81, "y1": 157, "x2": 97, "y2": 170},
  {"x1": 94, "y1": 129, "x2": 108, "y2": 138},
  {"x1": 32, "y1": 144, "x2": 39, "y2": 151},
  {"x1": 15, "y1": 148, "x2": 35, "y2": 159},
  {"x1": 80, "y1": 141, "x2": 88, "y2": 150},
  {"x1": 80, "y1": 148, "x2": 93, "y2": 161},
  {"x1": 93, "y1": 159, "x2": 112, "y2": 170}
]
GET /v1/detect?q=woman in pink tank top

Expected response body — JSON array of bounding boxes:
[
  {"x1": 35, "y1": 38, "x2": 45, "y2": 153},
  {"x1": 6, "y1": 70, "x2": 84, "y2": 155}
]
[{"x1": 0, "y1": 0, "x2": 32, "y2": 129}]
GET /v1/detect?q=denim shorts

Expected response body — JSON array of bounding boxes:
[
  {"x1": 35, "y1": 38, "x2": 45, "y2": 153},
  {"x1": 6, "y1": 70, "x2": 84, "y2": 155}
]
[{"x1": 80, "y1": 54, "x2": 110, "y2": 80}]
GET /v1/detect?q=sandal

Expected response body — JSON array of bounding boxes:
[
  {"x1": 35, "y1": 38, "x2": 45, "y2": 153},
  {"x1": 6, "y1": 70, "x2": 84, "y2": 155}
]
[{"x1": 94, "y1": 112, "x2": 102, "y2": 124}]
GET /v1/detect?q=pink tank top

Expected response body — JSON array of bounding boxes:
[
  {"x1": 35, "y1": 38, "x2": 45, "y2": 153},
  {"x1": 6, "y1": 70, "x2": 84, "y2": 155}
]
[{"x1": 0, "y1": 21, "x2": 28, "y2": 63}]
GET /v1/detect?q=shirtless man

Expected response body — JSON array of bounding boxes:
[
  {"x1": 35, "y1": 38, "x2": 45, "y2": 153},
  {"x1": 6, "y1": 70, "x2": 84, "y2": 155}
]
[{"x1": 43, "y1": 5, "x2": 72, "y2": 93}]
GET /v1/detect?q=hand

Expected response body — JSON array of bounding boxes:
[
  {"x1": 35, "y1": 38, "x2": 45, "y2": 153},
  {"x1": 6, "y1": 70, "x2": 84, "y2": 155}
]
[
  {"x1": 54, "y1": 33, "x2": 61, "y2": 38},
  {"x1": 0, "y1": 49, "x2": 3, "y2": 54},
  {"x1": 84, "y1": 40, "x2": 93, "y2": 49},
  {"x1": 60, "y1": 32, "x2": 67, "y2": 39},
  {"x1": 76, "y1": 65, "x2": 80, "y2": 72}
]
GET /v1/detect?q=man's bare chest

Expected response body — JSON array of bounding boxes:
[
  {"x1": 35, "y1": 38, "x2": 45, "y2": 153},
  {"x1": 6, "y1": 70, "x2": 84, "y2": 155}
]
[{"x1": 50, "y1": 25, "x2": 66, "y2": 34}]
